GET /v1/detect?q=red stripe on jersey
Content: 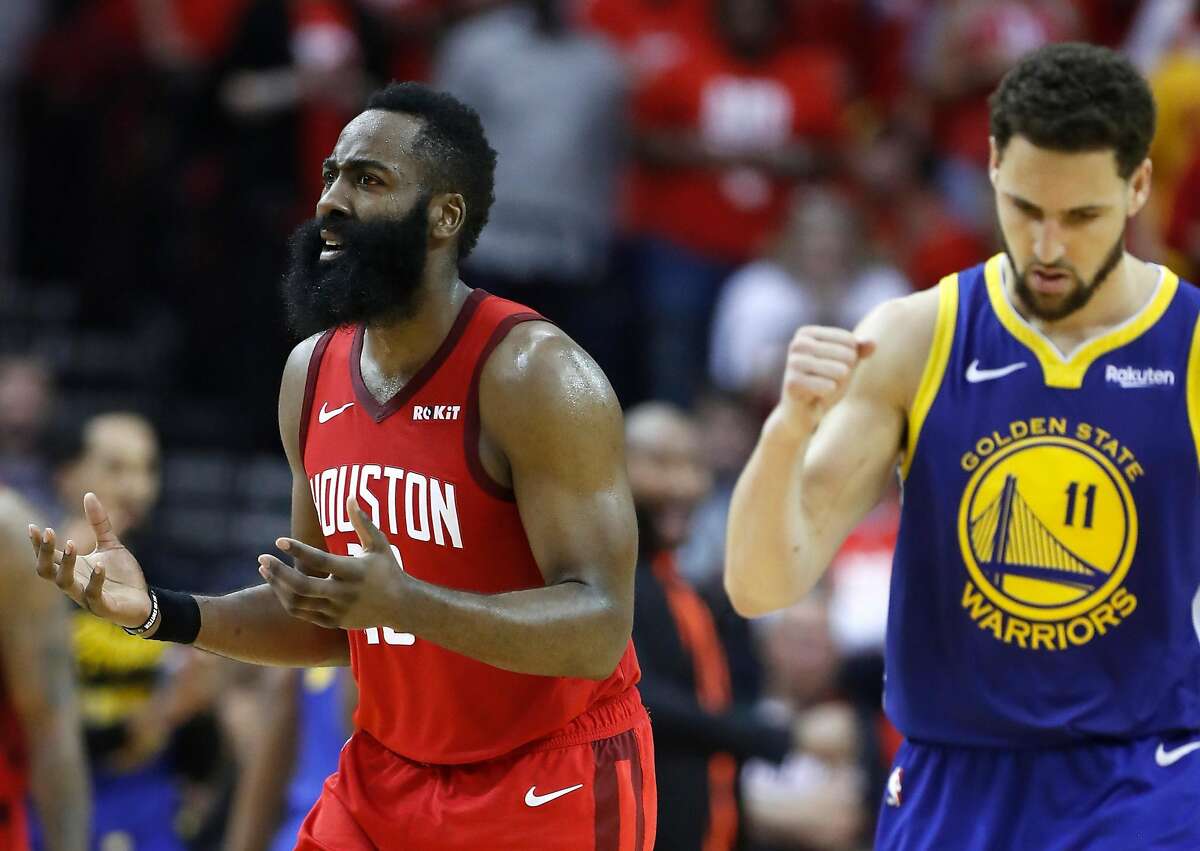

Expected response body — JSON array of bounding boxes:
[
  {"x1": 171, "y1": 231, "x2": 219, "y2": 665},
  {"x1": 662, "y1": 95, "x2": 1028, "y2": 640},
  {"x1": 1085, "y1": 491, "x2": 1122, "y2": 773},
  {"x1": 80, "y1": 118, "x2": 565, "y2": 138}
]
[
  {"x1": 349, "y1": 289, "x2": 486, "y2": 422},
  {"x1": 298, "y1": 328, "x2": 336, "y2": 464},
  {"x1": 592, "y1": 728, "x2": 646, "y2": 851},
  {"x1": 464, "y1": 311, "x2": 541, "y2": 500}
]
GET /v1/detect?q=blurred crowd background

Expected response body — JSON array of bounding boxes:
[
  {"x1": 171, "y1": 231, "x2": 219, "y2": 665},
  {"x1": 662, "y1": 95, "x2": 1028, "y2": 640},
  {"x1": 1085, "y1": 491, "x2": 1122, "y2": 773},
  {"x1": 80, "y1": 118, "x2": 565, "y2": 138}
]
[{"x1": 2, "y1": 0, "x2": 1200, "y2": 848}]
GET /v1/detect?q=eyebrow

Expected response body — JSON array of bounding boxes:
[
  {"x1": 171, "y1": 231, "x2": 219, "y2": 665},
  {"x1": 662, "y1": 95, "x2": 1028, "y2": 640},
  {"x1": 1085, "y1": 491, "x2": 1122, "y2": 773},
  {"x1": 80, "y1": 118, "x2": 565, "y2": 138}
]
[
  {"x1": 322, "y1": 157, "x2": 397, "y2": 175},
  {"x1": 1005, "y1": 193, "x2": 1109, "y2": 216}
]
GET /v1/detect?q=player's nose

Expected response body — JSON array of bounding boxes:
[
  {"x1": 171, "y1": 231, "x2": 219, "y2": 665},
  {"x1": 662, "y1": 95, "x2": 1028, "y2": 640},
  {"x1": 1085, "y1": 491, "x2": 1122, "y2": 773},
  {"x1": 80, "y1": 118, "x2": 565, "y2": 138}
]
[
  {"x1": 316, "y1": 177, "x2": 353, "y2": 221},
  {"x1": 1031, "y1": 221, "x2": 1065, "y2": 265}
]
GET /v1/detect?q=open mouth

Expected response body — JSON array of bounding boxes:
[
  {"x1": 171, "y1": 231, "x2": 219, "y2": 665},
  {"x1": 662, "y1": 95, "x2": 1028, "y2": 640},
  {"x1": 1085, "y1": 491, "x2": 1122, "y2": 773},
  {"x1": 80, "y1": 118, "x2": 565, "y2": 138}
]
[
  {"x1": 1030, "y1": 268, "x2": 1070, "y2": 295},
  {"x1": 320, "y1": 230, "x2": 345, "y2": 260}
]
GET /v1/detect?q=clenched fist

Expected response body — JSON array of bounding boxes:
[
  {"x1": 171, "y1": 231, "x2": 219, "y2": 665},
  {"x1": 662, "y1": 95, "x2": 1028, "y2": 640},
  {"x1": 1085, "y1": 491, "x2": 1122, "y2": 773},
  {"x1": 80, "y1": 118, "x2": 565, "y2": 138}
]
[{"x1": 778, "y1": 326, "x2": 875, "y2": 431}]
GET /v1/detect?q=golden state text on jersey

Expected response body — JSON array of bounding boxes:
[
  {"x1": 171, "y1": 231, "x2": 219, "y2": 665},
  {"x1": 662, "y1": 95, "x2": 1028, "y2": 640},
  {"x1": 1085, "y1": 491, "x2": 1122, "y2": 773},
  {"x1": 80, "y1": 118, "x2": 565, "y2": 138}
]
[{"x1": 887, "y1": 254, "x2": 1200, "y2": 747}]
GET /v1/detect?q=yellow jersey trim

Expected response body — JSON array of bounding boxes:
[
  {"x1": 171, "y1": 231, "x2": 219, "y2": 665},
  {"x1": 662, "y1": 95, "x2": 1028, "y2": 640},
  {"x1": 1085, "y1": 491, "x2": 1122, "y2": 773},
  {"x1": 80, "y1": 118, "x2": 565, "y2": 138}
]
[
  {"x1": 903, "y1": 274, "x2": 959, "y2": 479},
  {"x1": 984, "y1": 253, "x2": 1179, "y2": 389},
  {"x1": 1188, "y1": 315, "x2": 1200, "y2": 475}
]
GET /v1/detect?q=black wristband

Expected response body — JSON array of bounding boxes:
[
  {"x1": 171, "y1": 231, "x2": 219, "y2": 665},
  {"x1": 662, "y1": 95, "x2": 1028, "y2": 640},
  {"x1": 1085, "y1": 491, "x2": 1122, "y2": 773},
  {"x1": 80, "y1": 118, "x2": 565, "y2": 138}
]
[{"x1": 146, "y1": 587, "x2": 202, "y2": 644}]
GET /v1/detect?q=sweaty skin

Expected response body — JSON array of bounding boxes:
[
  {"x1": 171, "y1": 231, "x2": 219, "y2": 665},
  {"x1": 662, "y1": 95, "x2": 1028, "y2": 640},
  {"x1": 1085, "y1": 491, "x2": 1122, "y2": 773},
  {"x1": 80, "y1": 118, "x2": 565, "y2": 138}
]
[{"x1": 28, "y1": 108, "x2": 637, "y2": 681}]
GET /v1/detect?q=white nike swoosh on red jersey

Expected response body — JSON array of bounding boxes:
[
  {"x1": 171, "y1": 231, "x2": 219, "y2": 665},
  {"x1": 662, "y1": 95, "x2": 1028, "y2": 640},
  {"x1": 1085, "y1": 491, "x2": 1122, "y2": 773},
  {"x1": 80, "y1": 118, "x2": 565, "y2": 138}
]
[{"x1": 318, "y1": 401, "x2": 355, "y2": 424}]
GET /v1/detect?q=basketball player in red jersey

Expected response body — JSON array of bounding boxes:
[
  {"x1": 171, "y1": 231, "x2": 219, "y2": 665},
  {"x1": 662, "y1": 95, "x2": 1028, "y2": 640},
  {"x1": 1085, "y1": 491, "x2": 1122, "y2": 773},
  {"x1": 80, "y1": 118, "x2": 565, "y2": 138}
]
[
  {"x1": 28, "y1": 82, "x2": 654, "y2": 850},
  {"x1": 0, "y1": 486, "x2": 89, "y2": 850}
]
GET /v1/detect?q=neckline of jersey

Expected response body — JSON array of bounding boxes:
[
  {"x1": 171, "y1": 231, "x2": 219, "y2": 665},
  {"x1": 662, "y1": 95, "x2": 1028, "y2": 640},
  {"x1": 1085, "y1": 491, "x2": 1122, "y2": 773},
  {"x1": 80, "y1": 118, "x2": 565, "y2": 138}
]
[
  {"x1": 984, "y1": 253, "x2": 1178, "y2": 389},
  {"x1": 350, "y1": 288, "x2": 488, "y2": 422}
]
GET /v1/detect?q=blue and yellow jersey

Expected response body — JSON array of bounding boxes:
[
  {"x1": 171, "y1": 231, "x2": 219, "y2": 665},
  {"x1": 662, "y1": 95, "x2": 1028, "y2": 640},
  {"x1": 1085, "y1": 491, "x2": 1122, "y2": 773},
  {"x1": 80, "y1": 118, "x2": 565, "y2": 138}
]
[
  {"x1": 73, "y1": 608, "x2": 166, "y2": 755},
  {"x1": 888, "y1": 253, "x2": 1200, "y2": 747}
]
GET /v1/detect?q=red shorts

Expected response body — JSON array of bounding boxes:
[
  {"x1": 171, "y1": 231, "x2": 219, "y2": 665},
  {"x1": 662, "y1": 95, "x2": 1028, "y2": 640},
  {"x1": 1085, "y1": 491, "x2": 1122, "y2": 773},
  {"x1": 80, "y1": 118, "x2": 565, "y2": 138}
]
[{"x1": 295, "y1": 689, "x2": 656, "y2": 851}]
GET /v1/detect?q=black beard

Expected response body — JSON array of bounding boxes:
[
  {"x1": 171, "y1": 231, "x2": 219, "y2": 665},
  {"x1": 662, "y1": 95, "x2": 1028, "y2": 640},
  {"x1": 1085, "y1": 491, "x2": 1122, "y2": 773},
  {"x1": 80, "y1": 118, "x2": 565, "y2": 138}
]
[
  {"x1": 1004, "y1": 229, "x2": 1126, "y2": 322},
  {"x1": 282, "y1": 199, "x2": 430, "y2": 339}
]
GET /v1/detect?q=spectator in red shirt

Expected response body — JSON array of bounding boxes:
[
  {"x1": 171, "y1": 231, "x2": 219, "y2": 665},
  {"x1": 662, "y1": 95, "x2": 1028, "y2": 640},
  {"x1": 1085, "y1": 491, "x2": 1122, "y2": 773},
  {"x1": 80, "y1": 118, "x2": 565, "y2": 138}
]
[
  {"x1": 626, "y1": 0, "x2": 849, "y2": 405},
  {"x1": 580, "y1": 0, "x2": 708, "y2": 80}
]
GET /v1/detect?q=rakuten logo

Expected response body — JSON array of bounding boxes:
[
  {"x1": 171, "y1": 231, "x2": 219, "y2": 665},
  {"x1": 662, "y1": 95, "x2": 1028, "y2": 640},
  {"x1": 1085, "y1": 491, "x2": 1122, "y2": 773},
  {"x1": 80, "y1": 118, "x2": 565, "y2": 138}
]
[{"x1": 1105, "y1": 365, "x2": 1175, "y2": 389}]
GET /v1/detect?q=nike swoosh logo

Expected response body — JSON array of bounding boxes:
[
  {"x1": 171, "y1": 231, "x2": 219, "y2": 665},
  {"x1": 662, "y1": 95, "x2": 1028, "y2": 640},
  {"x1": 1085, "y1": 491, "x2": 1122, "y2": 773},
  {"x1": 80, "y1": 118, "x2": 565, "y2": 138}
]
[
  {"x1": 1155, "y1": 741, "x2": 1200, "y2": 767},
  {"x1": 318, "y1": 402, "x2": 354, "y2": 424},
  {"x1": 524, "y1": 783, "x2": 584, "y2": 807},
  {"x1": 966, "y1": 359, "x2": 1027, "y2": 383}
]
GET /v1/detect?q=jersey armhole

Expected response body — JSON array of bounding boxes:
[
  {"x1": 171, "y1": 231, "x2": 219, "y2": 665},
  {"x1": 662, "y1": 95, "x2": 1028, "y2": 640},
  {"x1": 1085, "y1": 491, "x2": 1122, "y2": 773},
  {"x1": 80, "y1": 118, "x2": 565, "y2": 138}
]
[
  {"x1": 298, "y1": 329, "x2": 337, "y2": 469},
  {"x1": 1187, "y1": 314, "x2": 1200, "y2": 476},
  {"x1": 901, "y1": 274, "x2": 959, "y2": 480},
  {"x1": 464, "y1": 313, "x2": 545, "y2": 502}
]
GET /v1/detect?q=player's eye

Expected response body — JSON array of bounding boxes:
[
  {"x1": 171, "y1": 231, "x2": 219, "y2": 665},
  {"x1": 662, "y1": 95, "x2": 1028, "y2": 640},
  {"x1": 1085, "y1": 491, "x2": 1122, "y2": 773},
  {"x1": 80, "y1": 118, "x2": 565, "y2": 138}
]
[
  {"x1": 1013, "y1": 200, "x2": 1041, "y2": 220},
  {"x1": 322, "y1": 171, "x2": 336, "y2": 186},
  {"x1": 358, "y1": 174, "x2": 380, "y2": 186}
]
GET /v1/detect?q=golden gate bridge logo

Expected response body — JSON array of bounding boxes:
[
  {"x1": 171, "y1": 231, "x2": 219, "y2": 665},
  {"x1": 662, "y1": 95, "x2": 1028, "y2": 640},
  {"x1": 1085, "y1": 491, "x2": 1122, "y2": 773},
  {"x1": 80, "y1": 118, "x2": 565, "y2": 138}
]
[
  {"x1": 957, "y1": 436, "x2": 1137, "y2": 623},
  {"x1": 968, "y1": 474, "x2": 1104, "y2": 594}
]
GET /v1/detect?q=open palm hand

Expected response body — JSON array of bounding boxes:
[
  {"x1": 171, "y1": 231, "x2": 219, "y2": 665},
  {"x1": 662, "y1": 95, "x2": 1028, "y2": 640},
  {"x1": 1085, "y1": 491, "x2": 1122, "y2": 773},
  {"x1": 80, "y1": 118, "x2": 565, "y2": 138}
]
[{"x1": 29, "y1": 493, "x2": 152, "y2": 629}]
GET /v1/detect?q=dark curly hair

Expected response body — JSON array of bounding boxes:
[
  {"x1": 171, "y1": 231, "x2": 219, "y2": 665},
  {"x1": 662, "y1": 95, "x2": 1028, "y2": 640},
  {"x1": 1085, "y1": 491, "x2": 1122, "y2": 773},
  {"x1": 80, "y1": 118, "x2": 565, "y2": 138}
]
[
  {"x1": 989, "y1": 43, "x2": 1155, "y2": 179},
  {"x1": 364, "y1": 82, "x2": 497, "y2": 260}
]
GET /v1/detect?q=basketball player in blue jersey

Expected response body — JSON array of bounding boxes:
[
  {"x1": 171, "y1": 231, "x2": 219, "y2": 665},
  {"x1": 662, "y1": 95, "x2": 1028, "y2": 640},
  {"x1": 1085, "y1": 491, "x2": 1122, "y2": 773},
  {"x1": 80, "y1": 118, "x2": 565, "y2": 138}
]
[{"x1": 725, "y1": 42, "x2": 1200, "y2": 849}]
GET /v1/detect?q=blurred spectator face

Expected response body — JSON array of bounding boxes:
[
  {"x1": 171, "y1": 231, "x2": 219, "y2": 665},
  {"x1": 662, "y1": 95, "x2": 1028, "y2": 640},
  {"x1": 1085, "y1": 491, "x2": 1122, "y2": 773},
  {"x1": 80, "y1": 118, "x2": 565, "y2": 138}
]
[
  {"x1": 857, "y1": 131, "x2": 920, "y2": 199},
  {"x1": 694, "y1": 392, "x2": 758, "y2": 480},
  {"x1": 282, "y1": 111, "x2": 434, "y2": 338},
  {"x1": 714, "y1": 0, "x2": 783, "y2": 59},
  {"x1": 761, "y1": 597, "x2": 838, "y2": 705},
  {"x1": 59, "y1": 414, "x2": 161, "y2": 536},
  {"x1": 626, "y1": 404, "x2": 713, "y2": 551},
  {"x1": 778, "y1": 192, "x2": 859, "y2": 287},
  {"x1": 990, "y1": 135, "x2": 1147, "y2": 321},
  {"x1": 0, "y1": 357, "x2": 53, "y2": 455}
]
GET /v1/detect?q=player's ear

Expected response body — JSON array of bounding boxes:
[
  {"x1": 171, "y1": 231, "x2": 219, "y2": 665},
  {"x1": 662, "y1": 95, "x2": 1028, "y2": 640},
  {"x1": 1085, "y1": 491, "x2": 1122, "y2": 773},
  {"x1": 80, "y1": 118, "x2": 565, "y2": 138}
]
[
  {"x1": 429, "y1": 193, "x2": 466, "y2": 242},
  {"x1": 988, "y1": 137, "x2": 1001, "y2": 186},
  {"x1": 1126, "y1": 158, "x2": 1152, "y2": 218}
]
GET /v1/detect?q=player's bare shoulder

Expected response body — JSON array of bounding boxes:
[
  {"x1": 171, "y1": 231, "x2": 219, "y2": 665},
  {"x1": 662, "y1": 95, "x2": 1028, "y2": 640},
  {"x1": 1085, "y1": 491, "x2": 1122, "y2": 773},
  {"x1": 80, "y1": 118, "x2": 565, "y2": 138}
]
[
  {"x1": 852, "y1": 285, "x2": 943, "y2": 412},
  {"x1": 481, "y1": 321, "x2": 621, "y2": 426},
  {"x1": 478, "y1": 322, "x2": 624, "y2": 482},
  {"x1": 278, "y1": 332, "x2": 327, "y2": 460}
]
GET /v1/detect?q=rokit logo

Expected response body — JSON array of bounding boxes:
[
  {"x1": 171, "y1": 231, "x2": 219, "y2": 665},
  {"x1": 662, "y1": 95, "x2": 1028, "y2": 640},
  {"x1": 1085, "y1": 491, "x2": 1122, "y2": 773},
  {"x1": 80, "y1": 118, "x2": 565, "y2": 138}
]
[
  {"x1": 1105, "y1": 365, "x2": 1175, "y2": 389},
  {"x1": 413, "y1": 404, "x2": 462, "y2": 421}
]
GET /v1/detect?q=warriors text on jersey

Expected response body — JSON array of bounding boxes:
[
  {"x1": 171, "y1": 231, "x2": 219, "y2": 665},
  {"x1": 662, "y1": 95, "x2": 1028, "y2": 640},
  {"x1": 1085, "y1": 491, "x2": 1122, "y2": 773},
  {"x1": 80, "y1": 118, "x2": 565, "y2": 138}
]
[
  {"x1": 300, "y1": 290, "x2": 642, "y2": 765},
  {"x1": 888, "y1": 254, "x2": 1200, "y2": 747}
]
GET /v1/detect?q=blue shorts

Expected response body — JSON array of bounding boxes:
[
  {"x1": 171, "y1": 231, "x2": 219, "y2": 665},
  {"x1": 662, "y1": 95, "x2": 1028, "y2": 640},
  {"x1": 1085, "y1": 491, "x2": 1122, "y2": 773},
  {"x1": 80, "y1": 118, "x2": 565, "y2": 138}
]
[{"x1": 876, "y1": 733, "x2": 1200, "y2": 850}]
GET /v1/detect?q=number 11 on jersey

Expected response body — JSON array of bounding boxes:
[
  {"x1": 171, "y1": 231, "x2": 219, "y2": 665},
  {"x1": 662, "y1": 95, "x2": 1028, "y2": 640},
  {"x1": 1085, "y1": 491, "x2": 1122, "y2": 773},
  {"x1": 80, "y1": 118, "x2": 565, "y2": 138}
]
[{"x1": 347, "y1": 543, "x2": 416, "y2": 646}]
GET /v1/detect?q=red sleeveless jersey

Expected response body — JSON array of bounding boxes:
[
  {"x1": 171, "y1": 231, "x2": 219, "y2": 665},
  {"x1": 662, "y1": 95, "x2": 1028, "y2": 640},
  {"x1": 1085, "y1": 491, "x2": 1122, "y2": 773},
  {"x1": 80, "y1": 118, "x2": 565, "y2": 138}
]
[{"x1": 299, "y1": 290, "x2": 641, "y2": 765}]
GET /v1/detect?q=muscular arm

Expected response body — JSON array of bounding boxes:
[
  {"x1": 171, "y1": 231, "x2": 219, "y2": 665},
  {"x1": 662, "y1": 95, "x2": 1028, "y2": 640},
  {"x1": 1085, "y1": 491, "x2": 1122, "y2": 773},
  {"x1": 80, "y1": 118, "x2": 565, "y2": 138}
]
[
  {"x1": 327, "y1": 323, "x2": 630, "y2": 681},
  {"x1": 395, "y1": 324, "x2": 637, "y2": 678},
  {"x1": 189, "y1": 336, "x2": 349, "y2": 666},
  {"x1": 725, "y1": 291, "x2": 937, "y2": 617},
  {"x1": 0, "y1": 494, "x2": 89, "y2": 851}
]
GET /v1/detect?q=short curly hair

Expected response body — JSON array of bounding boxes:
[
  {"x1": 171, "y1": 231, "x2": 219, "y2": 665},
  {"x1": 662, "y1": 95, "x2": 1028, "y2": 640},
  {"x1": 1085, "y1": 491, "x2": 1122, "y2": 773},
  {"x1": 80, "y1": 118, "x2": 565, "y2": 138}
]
[
  {"x1": 364, "y1": 82, "x2": 497, "y2": 259},
  {"x1": 989, "y1": 43, "x2": 1155, "y2": 179}
]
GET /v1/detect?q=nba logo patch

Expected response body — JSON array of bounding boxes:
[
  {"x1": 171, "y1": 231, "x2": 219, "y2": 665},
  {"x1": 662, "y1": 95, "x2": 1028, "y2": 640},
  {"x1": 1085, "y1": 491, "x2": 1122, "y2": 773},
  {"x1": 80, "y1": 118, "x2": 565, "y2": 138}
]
[{"x1": 886, "y1": 767, "x2": 904, "y2": 807}]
